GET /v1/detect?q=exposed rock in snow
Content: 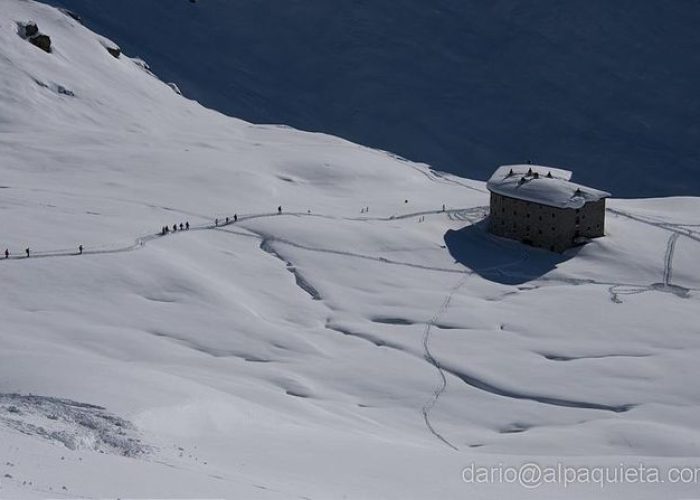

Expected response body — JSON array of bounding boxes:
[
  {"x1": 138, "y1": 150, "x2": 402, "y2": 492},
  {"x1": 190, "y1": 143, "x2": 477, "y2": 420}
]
[
  {"x1": 17, "y1": 21, "x2": 52, "y2": 53},
  {"x1": 105, "y1": 45, "x2": 120, "y2": 58},
  {"x1": 58, "y1": 8, "x2": 82, "y2": 24},
  {"x1": 167, "y1": 82, "x2": 182, "y2": 95}
]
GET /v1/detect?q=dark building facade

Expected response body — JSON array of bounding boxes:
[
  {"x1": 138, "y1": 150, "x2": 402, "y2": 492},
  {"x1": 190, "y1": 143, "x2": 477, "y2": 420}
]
[
  {"x1": 487, "y1": 165, "x2": 610, "y2": 252},
  {"x1": 489, "y1": 192, "x2": 606, "y2": 252}
]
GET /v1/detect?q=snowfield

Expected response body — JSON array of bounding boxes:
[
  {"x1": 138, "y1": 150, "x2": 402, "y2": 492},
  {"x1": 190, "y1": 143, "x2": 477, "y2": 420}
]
[{"x1": 1, "y1": 1, "x2": 699, "y2": 498}]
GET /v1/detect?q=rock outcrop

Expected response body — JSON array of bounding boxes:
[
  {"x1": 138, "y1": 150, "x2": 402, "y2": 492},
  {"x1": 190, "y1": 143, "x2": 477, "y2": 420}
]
[{"x1": 18, "y1": 21, "x2": 52, "y2": 53}]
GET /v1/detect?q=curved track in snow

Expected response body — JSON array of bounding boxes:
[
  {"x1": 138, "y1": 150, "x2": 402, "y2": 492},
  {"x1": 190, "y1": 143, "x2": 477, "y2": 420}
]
[
  {"x1": 419, "y1": 275, "x2": 469, "y2": 451},
  {"x1": 663, "y1": 233, "x2": 681, "y2": 286},
  {"x1": 606, "y1": 208, "x2": 695, "y2": 303}
]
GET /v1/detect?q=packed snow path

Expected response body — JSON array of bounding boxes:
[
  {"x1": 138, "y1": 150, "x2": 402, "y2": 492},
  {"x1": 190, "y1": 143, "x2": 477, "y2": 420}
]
[{"x1": 607, "y1": 208, "x2": 694, "y2": 303}]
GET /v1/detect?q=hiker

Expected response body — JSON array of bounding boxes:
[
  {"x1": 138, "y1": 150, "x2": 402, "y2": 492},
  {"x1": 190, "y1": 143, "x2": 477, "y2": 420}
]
[
  {"x1": 404, "y1": 199, "x2": 408, "y2": 204},
  {"x1": 78, "y1": 245, "x2": 83, "y2": 255},
  {"x1": 215, "y1": 218, "x2": 219, "y2": 227},
  {"x1": 277, "y1": 206, "x2": 282, "y2": 214},
  {"x1": 4, "y1": 249, "x2": 8, "y2": 259},
  {"x1": 185, "y1": 221, "x2": 190, "y2": 230},
  {"x1": 179, "y1": 223, "x2": 184, "y2": 231},
  {"x1": 225, "y1": 217, "x2": 229, "y2": 225},
  {"x1": 233, "y1": 214, "x2": 237, "y2": 222},
  {"x1": 25, "y1": 248, "x2": 30, "y2": 258},
  {"x1": 442, "y1": 204, "x2": 445, "y2": 212},
  {"x1": 172, "y1": 224, "x2": 177, "y2": 232}
]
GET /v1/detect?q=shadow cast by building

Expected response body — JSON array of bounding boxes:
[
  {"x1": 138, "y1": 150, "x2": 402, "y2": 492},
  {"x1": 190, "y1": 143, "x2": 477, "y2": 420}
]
[{"x1": 444, "y1": 219, "x2": 579, "y2": 285}]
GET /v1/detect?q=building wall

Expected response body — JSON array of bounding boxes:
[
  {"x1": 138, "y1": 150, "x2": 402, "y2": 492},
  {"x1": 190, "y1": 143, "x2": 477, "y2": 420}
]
[
  {"x1": 488, "y1": 192, "x2": 606, "y2": 252},
  {"x1": 577, "y1": 198, "x2": 606, "y2": 238}
]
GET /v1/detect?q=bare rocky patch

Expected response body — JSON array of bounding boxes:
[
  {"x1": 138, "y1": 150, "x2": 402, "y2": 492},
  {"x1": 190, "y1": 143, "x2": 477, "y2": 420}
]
[{"x1": 0, "y1": 393, "x2": 149, "y2": 457}]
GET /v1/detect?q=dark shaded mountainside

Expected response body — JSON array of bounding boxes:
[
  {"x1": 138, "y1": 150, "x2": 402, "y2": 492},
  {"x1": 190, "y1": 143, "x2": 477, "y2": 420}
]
[{"x1": 43, "y1": 0, "x2": 700, "y2": 197}]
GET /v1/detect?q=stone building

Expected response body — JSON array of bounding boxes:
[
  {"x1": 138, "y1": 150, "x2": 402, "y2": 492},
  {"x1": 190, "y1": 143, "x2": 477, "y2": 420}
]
[{"x1": 487, "y1": 165, "x2": 610, "y2": 252}]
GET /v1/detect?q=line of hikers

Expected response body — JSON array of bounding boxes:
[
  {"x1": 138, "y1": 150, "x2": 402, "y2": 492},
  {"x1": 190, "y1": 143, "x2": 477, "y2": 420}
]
[
  {"x1": 211, "y1": 206, "x2": 283, "y2": 228},
  {"x1": 214, "y1": 214, "x2": 237, "y2": 227},
  {"x1": 161, "y1": 221, "x2": 190, "y2": 235},
  {"x1": 4, "y1": 244, "x2": 83, "y2": 259},
  {"x1": 4, "y1": 203, "x2": 450, "y2": 261}
]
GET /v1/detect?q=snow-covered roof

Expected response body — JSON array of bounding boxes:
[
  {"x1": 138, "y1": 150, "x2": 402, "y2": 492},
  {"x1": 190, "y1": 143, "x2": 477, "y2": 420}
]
[{"x1": 487, "y1": 164, "x2": 610, "y2": 209}]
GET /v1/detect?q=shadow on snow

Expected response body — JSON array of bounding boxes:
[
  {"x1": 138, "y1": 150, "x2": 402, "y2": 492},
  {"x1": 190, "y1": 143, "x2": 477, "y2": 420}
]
[{"x1": 444, "y1": 219, "x2": 578, "y2": 285}]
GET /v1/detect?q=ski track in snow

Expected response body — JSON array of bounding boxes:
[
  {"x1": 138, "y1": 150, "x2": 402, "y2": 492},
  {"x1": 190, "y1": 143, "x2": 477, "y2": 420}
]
[
  {"x1": 663, "y1": 233, "x2": 680, "y2": 286},
  {"x1": 607, "y1": 209, "x2": 694, "y2": 303},
  {"x1": 419, "y1": 275, "x2": 468, "y2": 451}
]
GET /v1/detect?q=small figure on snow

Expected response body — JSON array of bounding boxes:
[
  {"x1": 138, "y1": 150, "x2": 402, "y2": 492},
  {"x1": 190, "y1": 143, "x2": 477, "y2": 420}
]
[
  {"x1": 215, "y1": 218, "x2": 219, "y2": 227},
  {"x1": 233, "y1": 214, "x2": 237, "y2": 222},
  {"x1": 277, "y1": 206, "x2": 282, "y2": 215},
  {"x1": 179, "y1": 223, "x2": 184, "y2": 231},
  {"x1": 78, "y1": 244, "x2": 83, "y2": 255},
  {"x1": 185, "y1": 221, "x2": 190, "y2": 230},
  {"x1": 4, "y1": 249, "x2": 8, "y2": 259},
  {"x1": 25, "y1": 248, "x2": 30, "y2": 258},
  {"x1": 225, "y1": 217, "x2": 229, "y2": 225},
  {"x1": 172, "y1": 224, "x2": 177, "y2": 232}
]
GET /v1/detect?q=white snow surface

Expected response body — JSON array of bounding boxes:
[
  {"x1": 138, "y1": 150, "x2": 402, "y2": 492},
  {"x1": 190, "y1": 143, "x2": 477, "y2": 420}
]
[
  {"x1": 487, "y1": 164, "x2": 611, "y2": 209},
  {"x1": 0, "y1": 1, "x2": 699, "y2": 498}
]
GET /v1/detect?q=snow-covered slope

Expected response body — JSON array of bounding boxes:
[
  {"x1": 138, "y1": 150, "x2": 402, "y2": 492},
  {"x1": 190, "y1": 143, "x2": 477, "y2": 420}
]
[
  {"x1": 1, "y1": 2, "x2": 700, "y2": 498},
  {"x1": 41, "y1": 0, "x2": 700, "y2": 198}
]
